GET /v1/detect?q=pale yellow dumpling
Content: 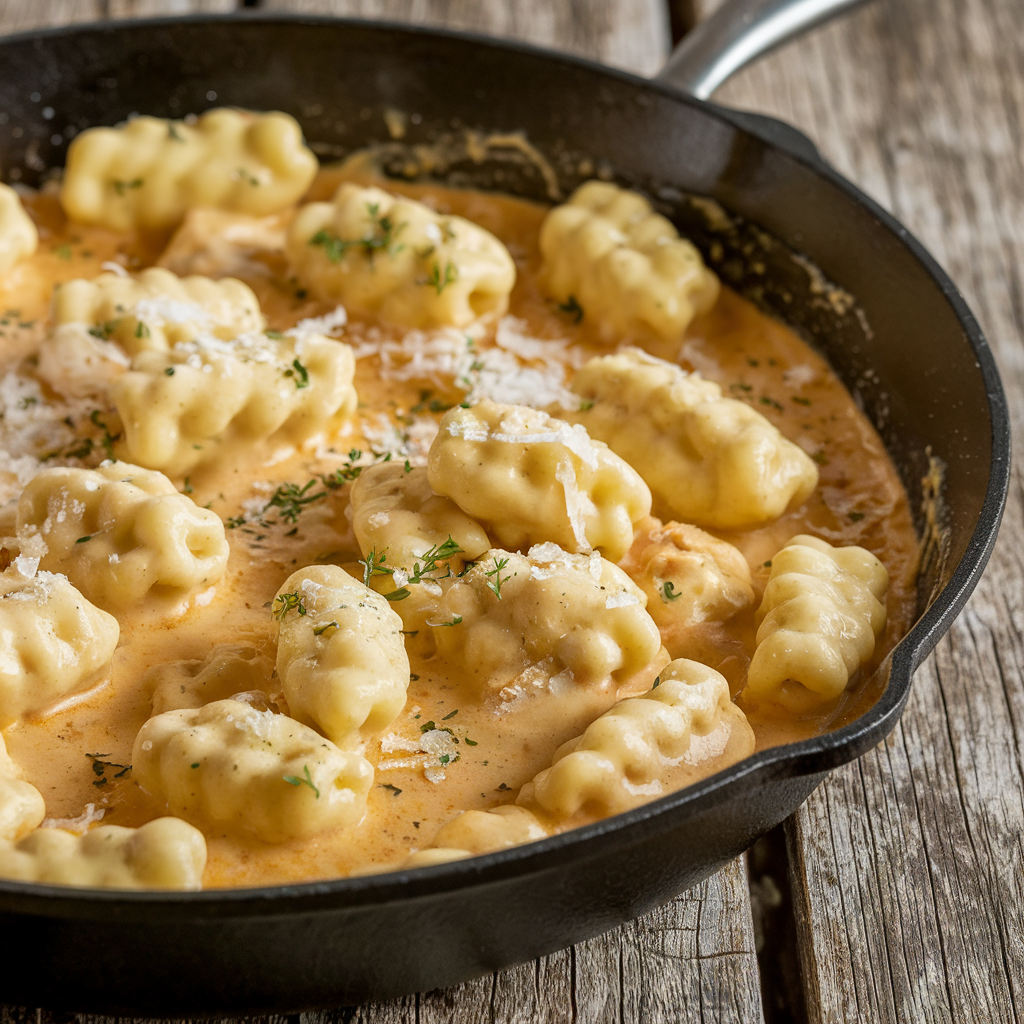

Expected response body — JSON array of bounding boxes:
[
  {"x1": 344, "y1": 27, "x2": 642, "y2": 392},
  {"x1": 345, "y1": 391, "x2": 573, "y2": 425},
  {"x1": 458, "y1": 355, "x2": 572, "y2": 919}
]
[
  {"x1": 744, "y1": 534, "x2": 888, "y2": 712},
  {"x1": 61, "y1": 109, "x2": 318, "y2": 232},
  {"x1": 287, "y1": 183, "x2": 516, "y2": 329},
  {"x1": 539, "y1": 180, "x2": 719, "y2": 356},
  {"x1": 0, "y1": 183, "x2": 38, "y2": 273},
  {"x1": 565, "y1": 348, "x2": 818, "y2": 530}
]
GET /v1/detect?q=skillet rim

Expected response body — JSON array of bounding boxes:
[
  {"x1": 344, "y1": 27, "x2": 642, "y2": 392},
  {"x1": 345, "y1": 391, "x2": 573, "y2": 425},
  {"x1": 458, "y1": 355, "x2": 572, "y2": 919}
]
[{"x1": 0, "y1": 11, "x2": 1009, "y2": 914}]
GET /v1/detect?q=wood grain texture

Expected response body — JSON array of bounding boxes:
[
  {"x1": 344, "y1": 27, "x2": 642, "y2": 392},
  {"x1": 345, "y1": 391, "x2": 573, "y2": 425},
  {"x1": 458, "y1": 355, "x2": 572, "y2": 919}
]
[
  {"x1": 0, "y1": 3, "x2": 765, "y2": 1024},
  {"x1": 713, "y1": 0, "x2": 1024, "y2": 1020},
  {"x1": 257, "y1": 0, "x2": 671, "y2": 76}
]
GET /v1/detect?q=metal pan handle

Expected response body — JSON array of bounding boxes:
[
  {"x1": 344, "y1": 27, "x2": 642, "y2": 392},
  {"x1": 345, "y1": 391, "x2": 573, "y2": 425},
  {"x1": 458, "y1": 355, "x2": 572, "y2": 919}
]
[{"x1": 658, "y1": 0, "x2": 872, "y2": 99}]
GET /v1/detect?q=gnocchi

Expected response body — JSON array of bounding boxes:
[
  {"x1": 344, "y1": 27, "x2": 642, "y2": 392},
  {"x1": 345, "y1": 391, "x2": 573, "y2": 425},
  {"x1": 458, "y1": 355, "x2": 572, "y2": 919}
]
[
  {"x1": 133, "y1": 699, "x2": 374, "y2": 844},
  {"x1": 539, "y1": 181, "x2": 719, "y2": 355},
  {"x1": 428, "y1": 400, "x2": 651, "y2": 561},
  {"x1": 274, "y1": 565, "x2": 411, "y2": 748},
  {"x1": 419, "y1": 544, "x2": 662, "y2": 694},
  {"x1": 111, "y1": 330, "x2": 356, "y2": 476},
  {"x1": 61, "y1": 109, "x2": 318, "y2": 232},
  {"x1": 147, "y1": 643, "x2": 276, "y2": 716},
  {"x1": 0, "y1": 183, "x2": 38, "y2": 273},
  {"x1": 745, "y1": 535, "x2": 889, "y2": 711},
  {"x1": 0, "y1": 817, "x2": 207, "y2": 890},
  {"x1": 565, "y1": 348, "x2": 818, "y2": 530},
  {"x1": 0, "y1": 734, "x2": 45, "y2": 842},
  {"x1": 287, "y1": 183, "x2": 516, "y2": 329},
  {"x1": 0, "y1": 564, "x2": 119, "y2": 728},
  {"x1": 15, "y1": 462, "x2": 229, "y2": 611}
]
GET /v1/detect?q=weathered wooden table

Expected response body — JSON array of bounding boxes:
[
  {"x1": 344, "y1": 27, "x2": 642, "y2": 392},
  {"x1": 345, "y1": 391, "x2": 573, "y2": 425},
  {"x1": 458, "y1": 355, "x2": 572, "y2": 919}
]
[{"x1": 1, "y1": 0, "x2": 1021, "y2": 1020}]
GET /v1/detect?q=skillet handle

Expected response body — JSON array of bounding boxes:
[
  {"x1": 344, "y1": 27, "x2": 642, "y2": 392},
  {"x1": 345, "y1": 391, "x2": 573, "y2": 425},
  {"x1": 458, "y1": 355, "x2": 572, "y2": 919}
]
[{"x1": 657, "y1": 0, "x2": 872, "y2": 100}]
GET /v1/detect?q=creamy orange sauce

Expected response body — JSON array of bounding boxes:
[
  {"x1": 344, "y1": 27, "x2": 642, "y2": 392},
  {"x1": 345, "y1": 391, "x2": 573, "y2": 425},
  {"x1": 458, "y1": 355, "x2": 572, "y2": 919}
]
[{"x1": 0, "y1": 168, "x2": 918, "y2": 887}]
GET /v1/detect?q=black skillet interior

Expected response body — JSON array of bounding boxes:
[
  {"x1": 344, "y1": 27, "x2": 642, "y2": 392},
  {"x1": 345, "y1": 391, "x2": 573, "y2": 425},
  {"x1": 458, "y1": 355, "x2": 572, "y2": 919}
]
[{"x1": 0, "y1": 15, "x2": 1009, "y2": 1015}]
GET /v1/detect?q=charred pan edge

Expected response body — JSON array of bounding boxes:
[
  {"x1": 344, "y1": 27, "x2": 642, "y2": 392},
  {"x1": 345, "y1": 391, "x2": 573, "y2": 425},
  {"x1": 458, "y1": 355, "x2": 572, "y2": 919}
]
[{"x1": 0, "y1": 13, "x2": 1009, "y2": 917}]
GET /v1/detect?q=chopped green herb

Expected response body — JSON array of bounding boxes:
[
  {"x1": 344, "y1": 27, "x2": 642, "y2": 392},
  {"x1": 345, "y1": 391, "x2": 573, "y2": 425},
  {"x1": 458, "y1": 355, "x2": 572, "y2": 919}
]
[
  {"x1": 380, "y1": 783, "x2": 403, "y2": 796},
  {"x1": 762, "y1": 560, "x2": 773, "y2": 569},
  {"x1": 264, "y1": 329, "x2": 285, "y2": 340},
  {"x1": 464, "y1": 737, "x2": 478, "y2": 746},
  {"x1": 263, "y1": 479, "x2": 327, "y2": 524},
  {"x1": 419, "y1": 721, "x2": 436, "y2": 733},
  {"x1": 313, "y1": 620, "x2": 339, "y2": 637},
  {"x1": 848, "y1": 511, "x2": 865, "y2": 522},
  {"x1": 497, "y1": 782, "x2": 511, "y2": 792},
  {"x1": 88, "y1": 320, "x2": 119, "y2": 341},
  {"x1": 760, "y1": 396, "x2": 784, "y2": 411},
  {"x1": 429, "y1": 615, "x2": 463, "y2": 628},
  {"x1": 55, "y1": 244, "x2": 72, "y2": 260},
  {"x1": 282, "y1": 764, "x2": 319, "y2": 798},
  {"x1": 652, "y1": 676, "x2": 661, "y2": 689},
  {"x1": 359, "y1": 548, "x2": 393, "y2": 588},
  {"x1": 484, "y1": 556, "x2": 511, "y2": 599},
  {"x1": 792, "y1": 395, "x2": 811, "y2": 406},
  {"x1": 168, "y1": 123, "x2": 186, "y2": 142},
  {"x1": 557, "y1": 295, "x2": 584, "y2": 323},
  {"x1": 289, "y1": 358, "x2": 309, "y2": 389},
  {"x1": 135, "y1": 321, "x2": 150, "y2": 339},
  {"x1": 164, "y1": 366, "x2": 176, "y2": 376},
  {"x1": 191, "y1": 762, "x2": 200, "y2": 768},
  {"x1": 183, "y1": 477, "x2": 193, "y2": 495},
  {"x1": 236, "y1": 167, "x2": 260, "y2": 186},
  {"x1": 112, "y1": 178, "x2": 144, "y2": 196},
  {"x1": 438, "y1": 754, "x2": 451, "y2": 765},
  {"x1": 578, "y1": 399, "x2": 594, "y2": 412},
  {"x1": 812, "y1": 451, "x2": 828, "y2": 466},
  {"x1": 75, "y1": 535, "x2": 91, "y2": 544},
  {"x1": 729, "y1": 382, "x2": 753, "y2": 392},
  {"x1": 426, "y1": 261, "x2": 458, "y2": 294},
  {"x1": 272, "y1": 592, "x2": 307, "y2": 620},
  {"x1": 660, "y1": 581, "x2": 682, "y2": 602},
  {"x1": 85, "y1": 752, "x2": 131, "y2": 783},
  {"x1": 441, "y1": 709, "x2": 459, "y2": 721}
]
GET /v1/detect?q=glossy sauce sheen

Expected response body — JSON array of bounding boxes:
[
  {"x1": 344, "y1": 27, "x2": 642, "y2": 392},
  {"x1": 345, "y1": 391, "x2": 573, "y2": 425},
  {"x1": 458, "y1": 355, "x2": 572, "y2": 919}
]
[{"x1": 0, "y1": 168, "x2": 919, "y2": 887}]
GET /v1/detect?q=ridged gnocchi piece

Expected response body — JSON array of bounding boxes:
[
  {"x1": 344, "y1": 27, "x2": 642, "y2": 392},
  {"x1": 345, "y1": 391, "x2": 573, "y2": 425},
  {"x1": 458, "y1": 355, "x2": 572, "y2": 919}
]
[
  {"x1": 60, "y1": 109, "x2": 318, "y2": 233},
  {"x1": 518, "y1": 658, "x2": 754, "y2": 822},
  {"x1": 16, "y1": 462, "x2": 229, "y2": 611},
  {"x1": 111, "y1": 330, "x2": 356, "y2": 476},
  {"x1": 619, "y1": 517, "x2": 755, "y2": 663},
  {"x1": 405, "y1": 805, "x2": 547, "y2": 866},
  {"x1": 565, "y1": 349, "x2": 818, "y2": 530},
  {"x1": 52, "y1": 267, "x2": 264, "y2": 355},
  {"x1": 423, "y1": 543, "x2": 662, "y2": 694},
  {"x1": 539, "y1": 181, "x2": 719, "y2": 355},
  {"x1": 147, "y1": 643, "x2": 275, "y2": 716},
  {"x1": 0, "y1": 564, "x2": 119, "y2": 728},
  {"x1": 133, "y1": 699, "x2": 373, "y2": 843},
  {"x1": 745, "y1": 534, "x2": 888, "y2": 711},
  {"x1": 273, "y1": 565, "x2": 410, "y2": 748},
  {"x1": 0, "y1": 183, "x2": 38, "y2": 272},
  {"x1": 428, "y1": 400, "x2": 651, "y2": 561},
  {"x1": 0, "y1": 817, "x2": 207, "y2": 889},
  {"x1": 287, "y1": 183, "x2": 516, "y2": 329},
  {"x1": 349, "y1": 463, "x2": 490, "y2": 590},
  {"x1": 0, "y1": 734, "x2": 45, "y2": 842}
]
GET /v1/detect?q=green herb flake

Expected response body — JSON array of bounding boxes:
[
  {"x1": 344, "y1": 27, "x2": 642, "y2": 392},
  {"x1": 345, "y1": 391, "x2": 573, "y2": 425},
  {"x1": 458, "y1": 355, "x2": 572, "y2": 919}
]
[
  {"x1": 660, "y1": 581, "x2": 682, "y2": 602},
  {"x1": 557, "y1": 295, "x2": 584, "y2": 323},
  {"x1": 263, "y1": 479, "x2": 327, "y2": 524},
  {"x1": 380, "y1": 783, "x2": 403, "y2": 796},
  {"x1": 426, "y1": 261, "x2": 458, "y2": 295},
  {"x1": 760, "y1": 396, "x2": 784, "y2": 411},
  {"x1": 135, "y1": 321, "x2": 150, "y2": 339},
  {"x1": 282, "y1": 764, "x2": 319, "y2": 798},
  {"x1": 441, "y1": 709, "x2": 458, "y2": 721},
  {"x1": 792, "y1": 395, "x2": 811, "y2": 406},
  {"x1": 75, "y1": 535, "x2": 91, "y2": 544},
  {"x1": 497, "y1": 782, "x2": 511, "y2": 792},
  {"x1": 168, "y1": 123, "x2": 186, "y2": 142},
  {"x1": 289, "y1": 358, "x2": 310, "y2": 389},
  {"x1": 652, "y1": 676, "x2": 661, "y2": 689},
  {"x1": 183, "y1": 477, "x2": 193, "y2": 495},
  {"x1": 112, "y1": 178, "x2": 144, "y2": 196},
  {"x1": 578, "y1": 399, "x2": 594, "y2": 412},
  {"x1": 430, "y1": 615, "x2": 463, "y2": 628},
  {"x1": 264, "y1": 329, "x2": 285, "y2": 340},
  {"x1": 272, "y1": 592, "x2": 307, "y2": 621},
  {"x1": 55, "y1": 244, "x2": 72, "y2": 260},
  {"x1": 164, "y1": 366, "x2": 176, "y2": 376},
  {"x1": 420, "y1": 720, "x2": 436, "y2": 733},
  {"x1": 464, "y1": 737, "x2": 478, "y2": 746},
  {"x1": 313, "y1": 620, "x2": 339, "y2": 637},
  {"x1": 484, "y1": 555, "x2": 511, "y2": 599},
  {"x1": 849, "y1": 511, "x2": 866, "y2": 522}
]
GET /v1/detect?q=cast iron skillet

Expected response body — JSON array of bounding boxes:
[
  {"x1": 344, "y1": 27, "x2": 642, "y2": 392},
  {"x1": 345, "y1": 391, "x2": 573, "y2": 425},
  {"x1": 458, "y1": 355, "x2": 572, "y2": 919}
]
[{"x1": 0, "y1": 11, "x2": 1009, "y2": 1015}]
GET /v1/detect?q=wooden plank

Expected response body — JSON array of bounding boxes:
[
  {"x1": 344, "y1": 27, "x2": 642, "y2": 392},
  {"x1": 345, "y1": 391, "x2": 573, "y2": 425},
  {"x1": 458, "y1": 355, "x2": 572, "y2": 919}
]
[
  {"x1": 257, "y1": 0, "x2": 671, "y2": 76},
  {"x1": 302, "y1": 860, "x2": 764, "y2": 1024},
  {"x1": 712, "y1": 0, "x2": 1024, "y2": 1020}
]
